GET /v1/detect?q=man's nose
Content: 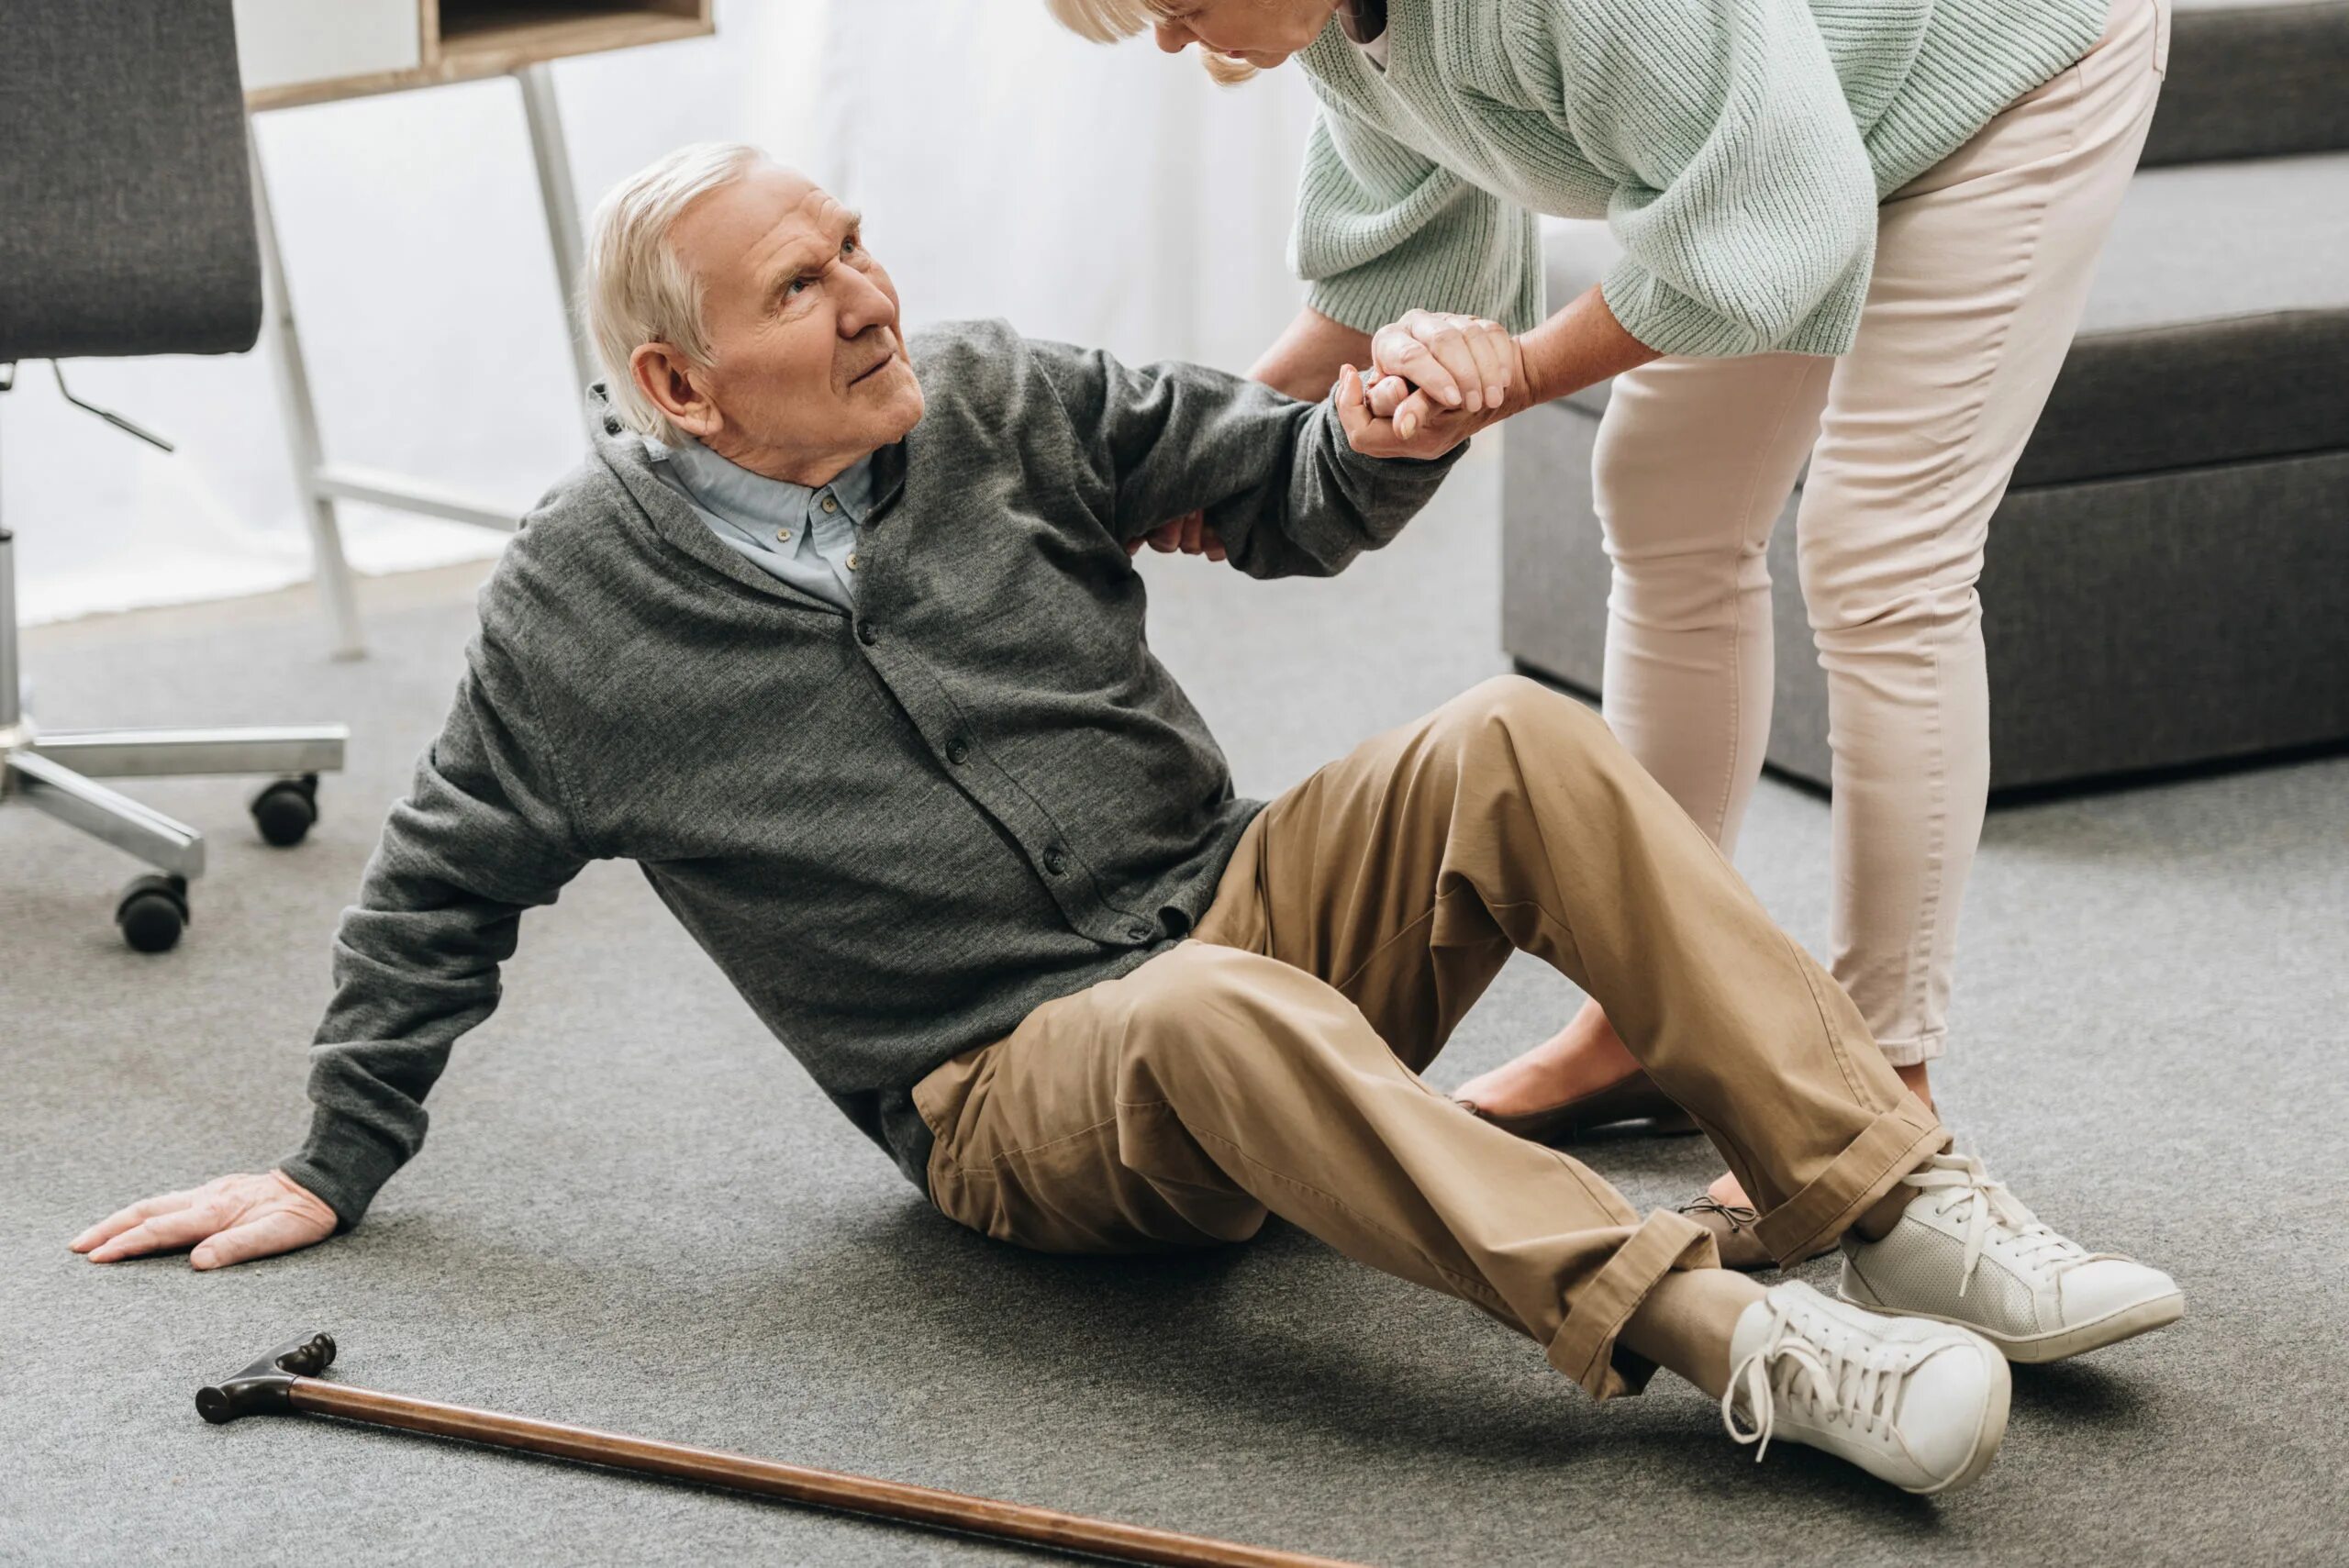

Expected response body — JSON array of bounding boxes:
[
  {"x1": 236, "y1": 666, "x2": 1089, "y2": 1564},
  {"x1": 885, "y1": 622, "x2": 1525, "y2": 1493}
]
[
  {"x1": 835, "y1": 263, "x2": 896, "y2": 336},
  {"x1": 1152, "y1": 21, "x2": 1191, "y2": 53}
]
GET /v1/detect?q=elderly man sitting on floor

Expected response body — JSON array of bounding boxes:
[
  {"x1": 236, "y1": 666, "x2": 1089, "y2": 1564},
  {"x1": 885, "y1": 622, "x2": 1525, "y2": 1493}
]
[{"x1": 72, "y1": 145, "x2": 2179, "y2": 1495}]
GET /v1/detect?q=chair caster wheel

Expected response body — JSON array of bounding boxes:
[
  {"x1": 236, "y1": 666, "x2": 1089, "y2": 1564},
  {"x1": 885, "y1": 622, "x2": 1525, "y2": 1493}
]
[
  {"x1": 117, "y1": 873, "x2": 190, "y2": 953},
  {"x1": 250, "y1": 773, "x2": 319, "y2": 847}
]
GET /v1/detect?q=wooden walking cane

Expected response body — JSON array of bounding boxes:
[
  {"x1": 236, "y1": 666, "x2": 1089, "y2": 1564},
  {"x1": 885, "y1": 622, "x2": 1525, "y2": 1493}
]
[{"x1": 197, "y1": 1334, "x2": 1369, "y2": 1568}]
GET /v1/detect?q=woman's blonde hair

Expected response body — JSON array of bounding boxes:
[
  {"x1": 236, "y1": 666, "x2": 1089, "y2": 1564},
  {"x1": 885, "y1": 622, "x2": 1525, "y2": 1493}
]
[
  {"x1": 1042, "y1": 0, "x2": 1261, "y2": 84},
  {"x1": 583, "y1": 141, "x2": 763, "y2": 446}
]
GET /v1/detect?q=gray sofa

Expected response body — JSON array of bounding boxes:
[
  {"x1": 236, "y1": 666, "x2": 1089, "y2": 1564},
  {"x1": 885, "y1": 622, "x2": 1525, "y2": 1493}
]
[{"x1": 1501, "y1": 0, "x2": 2349, "y2": 795}]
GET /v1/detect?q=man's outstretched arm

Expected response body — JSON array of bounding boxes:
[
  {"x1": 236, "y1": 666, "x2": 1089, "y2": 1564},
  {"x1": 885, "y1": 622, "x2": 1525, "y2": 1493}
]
[
  {"x1": 1030, "y1": 334, "x2": 1478, "y2": 581},
  {"x1": 71, "y1": 624, "x2": 589, "y2": 1268}
]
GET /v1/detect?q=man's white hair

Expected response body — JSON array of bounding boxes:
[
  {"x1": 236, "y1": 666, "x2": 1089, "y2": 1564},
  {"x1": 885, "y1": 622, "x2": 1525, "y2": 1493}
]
[
  {"x1": 584, "y1": 140, "x2": 764, "y2": 446},
  {"x1": 1042, "y1": 0, "x2": 1259, "y2": 83}
]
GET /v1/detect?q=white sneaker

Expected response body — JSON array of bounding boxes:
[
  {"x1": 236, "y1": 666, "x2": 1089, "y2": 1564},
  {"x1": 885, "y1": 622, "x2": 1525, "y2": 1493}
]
[
  {"x1": 1841, "y1": 1149, "x2": 2185, "y2": 1363},
  {"x1": 1724, "y1": 1280, "x2": 2009, "y2": 1495}
]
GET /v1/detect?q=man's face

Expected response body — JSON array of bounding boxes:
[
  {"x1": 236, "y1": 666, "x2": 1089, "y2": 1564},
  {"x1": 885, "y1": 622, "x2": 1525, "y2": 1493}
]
[{"x1": 663, "y1": 163, "x2": 924, "y2": 477}]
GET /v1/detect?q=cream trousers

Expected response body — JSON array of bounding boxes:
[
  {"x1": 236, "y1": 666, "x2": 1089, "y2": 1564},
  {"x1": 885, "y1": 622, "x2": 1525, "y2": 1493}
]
[{"x1": 1589, "y1": 0, "x2": 2168, "y2": 1063}]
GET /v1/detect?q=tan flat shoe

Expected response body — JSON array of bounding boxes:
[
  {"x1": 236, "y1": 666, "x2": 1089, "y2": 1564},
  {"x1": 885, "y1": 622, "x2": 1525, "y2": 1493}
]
[
  {"x1": 1678, "y1": 1194, "x2": 1839, "y2": 1273},
  {"x1": 1454, "y1": 1070, "x2": 1701, "y2": 1146}
]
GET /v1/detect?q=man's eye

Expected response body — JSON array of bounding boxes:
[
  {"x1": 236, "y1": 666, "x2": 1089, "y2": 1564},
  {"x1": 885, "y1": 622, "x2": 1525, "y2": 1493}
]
[
  {"x1": 841, "y1": 235, "x2": 860, "y2": 258},
  {"x1": 788, "y1": 275, "x2": 816, "y2": 296}
]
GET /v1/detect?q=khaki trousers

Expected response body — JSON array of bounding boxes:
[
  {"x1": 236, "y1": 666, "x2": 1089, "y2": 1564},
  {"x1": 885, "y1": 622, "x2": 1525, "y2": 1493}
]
[
  {"x1": 1589, "y1": 0, "x2": 2169, "y2": 1063},
  {"x1": 913, "y1": 677, "x2": 1945, "y2": 1401}
]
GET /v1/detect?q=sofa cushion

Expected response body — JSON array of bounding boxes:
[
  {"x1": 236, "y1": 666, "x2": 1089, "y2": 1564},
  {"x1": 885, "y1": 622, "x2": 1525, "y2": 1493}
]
[
  {"x1": 1538, "y1": 150, "x2": 2349, "y2": 483},
  {"x1": 2143, "y1": 1, "x2": 2349, "y2": 167},
  {"x1": 1500, "y1": 395, "x2": 2349, "y2": 793}
]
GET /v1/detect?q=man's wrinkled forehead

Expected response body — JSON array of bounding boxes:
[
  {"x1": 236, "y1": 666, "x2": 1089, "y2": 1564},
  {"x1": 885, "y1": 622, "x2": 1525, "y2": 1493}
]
[{"x1": 674, "y1": 163, "x2": 855, "y2": 300}]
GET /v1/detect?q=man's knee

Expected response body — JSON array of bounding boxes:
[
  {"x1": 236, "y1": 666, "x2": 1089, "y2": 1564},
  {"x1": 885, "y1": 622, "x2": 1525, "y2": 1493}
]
[{"x1": 1434, "y1": 674, "x2": 1615, "y2": 765}]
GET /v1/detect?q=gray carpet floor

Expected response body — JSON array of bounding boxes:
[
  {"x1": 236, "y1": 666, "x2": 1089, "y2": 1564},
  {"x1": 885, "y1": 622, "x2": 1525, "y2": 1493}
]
[{"x1": 5, "y1": 449, "x2": 2345, "y2": 1565}]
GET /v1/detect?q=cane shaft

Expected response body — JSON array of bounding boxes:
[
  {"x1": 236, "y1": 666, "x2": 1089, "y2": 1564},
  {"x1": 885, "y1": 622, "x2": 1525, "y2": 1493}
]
[{"x1": 287, "y1": 1380, "x2": 1360, "y2": 1568}]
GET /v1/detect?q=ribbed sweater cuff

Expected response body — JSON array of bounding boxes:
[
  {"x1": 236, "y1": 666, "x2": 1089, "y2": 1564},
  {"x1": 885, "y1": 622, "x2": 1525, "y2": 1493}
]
[
  {"x1": 1308, "y1": 263, "x2": 1542, "y2": 341},
  {"x1": 1308, "y1": 273, "x2": 1420, "y2": 339},
  {"x1": 1600, "y1": 258, "x2": 1863, "y2": 361},
  {"x1": 276, "y1": 1107, "x2": 407, "y2": 1232}
]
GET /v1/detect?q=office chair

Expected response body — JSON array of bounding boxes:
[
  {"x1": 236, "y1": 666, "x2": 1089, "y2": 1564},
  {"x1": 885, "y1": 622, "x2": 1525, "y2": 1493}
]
[{"x1": 0, "y1": 0, "x2": 347, "y2": 952}]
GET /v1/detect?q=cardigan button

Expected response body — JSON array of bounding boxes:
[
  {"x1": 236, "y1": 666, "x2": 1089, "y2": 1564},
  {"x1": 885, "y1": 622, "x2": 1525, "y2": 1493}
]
[
  {"x1": 1043, "y1": 848, "x2": 1067, "y2": 876},
  {"x1": 946, "y1": 738, "x2": 970, "y2": 765},
  {"x1": 857, "y1": 623, "x2": 878, "y2": 646}
]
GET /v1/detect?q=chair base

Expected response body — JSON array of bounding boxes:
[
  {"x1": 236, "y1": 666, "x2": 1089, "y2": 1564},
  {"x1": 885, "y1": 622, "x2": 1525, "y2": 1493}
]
[
  {"x1": 5, "y1": 725, "x2": 347, "y2": 878},
  {"x1": 4, "y1": 722, "x2": 347, "y2": 953}
]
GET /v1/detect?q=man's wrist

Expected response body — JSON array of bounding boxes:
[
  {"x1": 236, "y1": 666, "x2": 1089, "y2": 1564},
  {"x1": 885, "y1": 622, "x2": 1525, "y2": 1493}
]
[{"x1": 278, "y1": 1106, "x2": 407, "y2": 1232}]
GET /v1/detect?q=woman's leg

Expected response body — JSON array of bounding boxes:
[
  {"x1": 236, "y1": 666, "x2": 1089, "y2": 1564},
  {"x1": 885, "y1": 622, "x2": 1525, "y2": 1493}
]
[
  {"x1": 1454, "y1": 350, "x2": 1832, "y2": 1117},
  {"x1": 1464, "y1": 0, "x2": 2166, "y2": 1123},
  {"x1": 1798, "y1": 0, "x2": 2166, "y2": 1065}
]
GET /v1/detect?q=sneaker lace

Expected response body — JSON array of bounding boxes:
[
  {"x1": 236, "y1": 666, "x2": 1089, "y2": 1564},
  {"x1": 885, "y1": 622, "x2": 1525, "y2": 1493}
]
[
  {"x1": 1678, "y1": 1195, "x2": 1761, "y2": 1232},
  {"x1": 1899, "y1": 1150, "x2": 2108, "y2": 1295},
  {"x1": 1720, "y1": 1298, "x2": 1905, "y2": 1462}
]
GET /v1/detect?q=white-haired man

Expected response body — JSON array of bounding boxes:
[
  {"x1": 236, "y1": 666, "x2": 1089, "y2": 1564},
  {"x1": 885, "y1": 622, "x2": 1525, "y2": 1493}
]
[{"x1": 73, "y1": 146, "x2": 2179, "y2": 1495}]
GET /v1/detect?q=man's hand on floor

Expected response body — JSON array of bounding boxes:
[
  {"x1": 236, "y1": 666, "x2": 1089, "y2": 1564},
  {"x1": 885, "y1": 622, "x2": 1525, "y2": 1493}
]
[{"x1": 71, "y1": 1170, "x2": 337, "y2": 1270}]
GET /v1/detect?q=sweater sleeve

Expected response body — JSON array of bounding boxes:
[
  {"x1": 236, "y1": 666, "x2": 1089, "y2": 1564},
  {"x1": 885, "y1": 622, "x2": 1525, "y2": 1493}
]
[
  {"x1": 1030, "y1": 337, "x2": 1462, "y2": 581},
  {"x1": 1292, "y1": 101, "x2": 1546, "y2": 335},
  {"x1": 275, "y1": 624, "x2": 589, "y2": 1229},
  {"x1": 1555, "y1": 0, "x2": 1878, "y2": 358}
]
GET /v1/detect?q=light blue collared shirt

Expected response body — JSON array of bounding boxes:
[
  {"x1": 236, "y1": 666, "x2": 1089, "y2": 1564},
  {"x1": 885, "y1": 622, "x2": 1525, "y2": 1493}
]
[{"x1": 648, "y1": 437, "x2": 876, "y2": 610}]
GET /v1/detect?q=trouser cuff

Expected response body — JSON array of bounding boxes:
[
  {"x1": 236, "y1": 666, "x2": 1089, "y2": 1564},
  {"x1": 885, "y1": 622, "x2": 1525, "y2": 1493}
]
[
  {"x1": 1873, "y1": 1030, "x2": 1945, "y2": 1068},
  {"x1": 1545, "y1": 1207, "x2": 1718, "y2": 1402},
  {"x1": 1752, "y1": 1095, "x2": 1948, "y2": 1264}
]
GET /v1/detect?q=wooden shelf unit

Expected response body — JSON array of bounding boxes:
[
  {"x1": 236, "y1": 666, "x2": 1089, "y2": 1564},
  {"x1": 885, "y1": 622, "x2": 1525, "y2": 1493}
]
[
  {"x1": 232, "y1": 0, "x2": 716, "y2": 657},
  {"x1": 240, "y1": 0, "x2": 712, "y2": 111}
]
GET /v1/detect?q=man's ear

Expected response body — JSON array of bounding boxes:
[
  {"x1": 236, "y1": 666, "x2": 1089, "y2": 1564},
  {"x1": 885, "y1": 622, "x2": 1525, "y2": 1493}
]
[{"x1": 629, "y1": 341, "x2": 722, "y2": 440}]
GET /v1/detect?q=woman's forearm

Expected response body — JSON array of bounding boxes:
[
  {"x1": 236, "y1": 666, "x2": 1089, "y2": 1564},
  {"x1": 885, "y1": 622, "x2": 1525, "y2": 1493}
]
[
  {"x1": 1249, "y1": 305, "x2": 1375, "y2": 400},
  {"x1": 1252, "y1": 286, "x2": 1655, "y2": 420},
  {"x1": 1515, "y1": 284, "x2": 1662, "y2": 408}
]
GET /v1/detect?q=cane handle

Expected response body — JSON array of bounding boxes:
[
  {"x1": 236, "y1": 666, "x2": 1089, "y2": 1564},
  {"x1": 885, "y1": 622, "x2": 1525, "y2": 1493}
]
[{"x1": 195, "y1": 1331, "x2": 338, "y2": 1424}]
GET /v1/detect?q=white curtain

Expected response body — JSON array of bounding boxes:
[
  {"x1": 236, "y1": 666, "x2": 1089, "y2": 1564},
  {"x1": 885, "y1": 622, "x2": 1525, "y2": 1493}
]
[{"x1": 3, "y1": 0, "x2": 1319, "y2": 626}]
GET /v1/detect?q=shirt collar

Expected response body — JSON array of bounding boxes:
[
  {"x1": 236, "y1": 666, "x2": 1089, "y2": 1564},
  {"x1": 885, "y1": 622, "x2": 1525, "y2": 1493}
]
[
  {"x1": 657, "y1": 436, "x2": 882, "y2": 528},
  {"x1": 584, "y1": 384, "x2": 909, "y2": 601}
]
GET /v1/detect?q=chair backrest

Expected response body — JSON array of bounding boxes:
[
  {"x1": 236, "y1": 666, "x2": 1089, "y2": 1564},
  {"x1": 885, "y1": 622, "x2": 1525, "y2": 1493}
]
[{"x1": 0, "y1": 0, "x2": 262, "y2": 361}]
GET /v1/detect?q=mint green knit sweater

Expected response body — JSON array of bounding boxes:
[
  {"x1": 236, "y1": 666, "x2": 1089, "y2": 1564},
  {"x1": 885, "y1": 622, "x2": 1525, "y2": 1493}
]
[{"x1": 1294, "y1": 0, "x2": 2109, "y2": 357}]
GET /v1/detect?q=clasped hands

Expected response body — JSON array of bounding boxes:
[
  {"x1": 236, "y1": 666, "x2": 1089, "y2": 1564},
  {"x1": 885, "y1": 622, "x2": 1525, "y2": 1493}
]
[
  {"x1": 1134, "y1": 309, "x2": 1529, "y2": 559},
  {"x1": 1345, "y1": 307, "x2": 1529, "y2": 456}
]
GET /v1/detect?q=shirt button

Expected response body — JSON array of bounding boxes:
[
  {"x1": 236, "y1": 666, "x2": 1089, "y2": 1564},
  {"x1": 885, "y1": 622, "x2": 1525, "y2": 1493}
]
[
  {"x1": 821, "y1": 495, "x2": 839, "y2": 514},
  {"x1": 847, "y1": 552, "x2": 861, "y2": 571},
  {"x1": 946, "y1": 738, "x2": 970, "y2": 765},
  {"x1": 775, "y1": 528, "x2": 791, "y2": 543},
  {"x1": 1125, "y1": 921, "x2": 1154, "y2": 942},
  {"x1": 857, "y1": 623, "x2": 878, "y2": 646},
  {"x1": 1043, "y1": 848, "x2": 1067, "y2": 876}
]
